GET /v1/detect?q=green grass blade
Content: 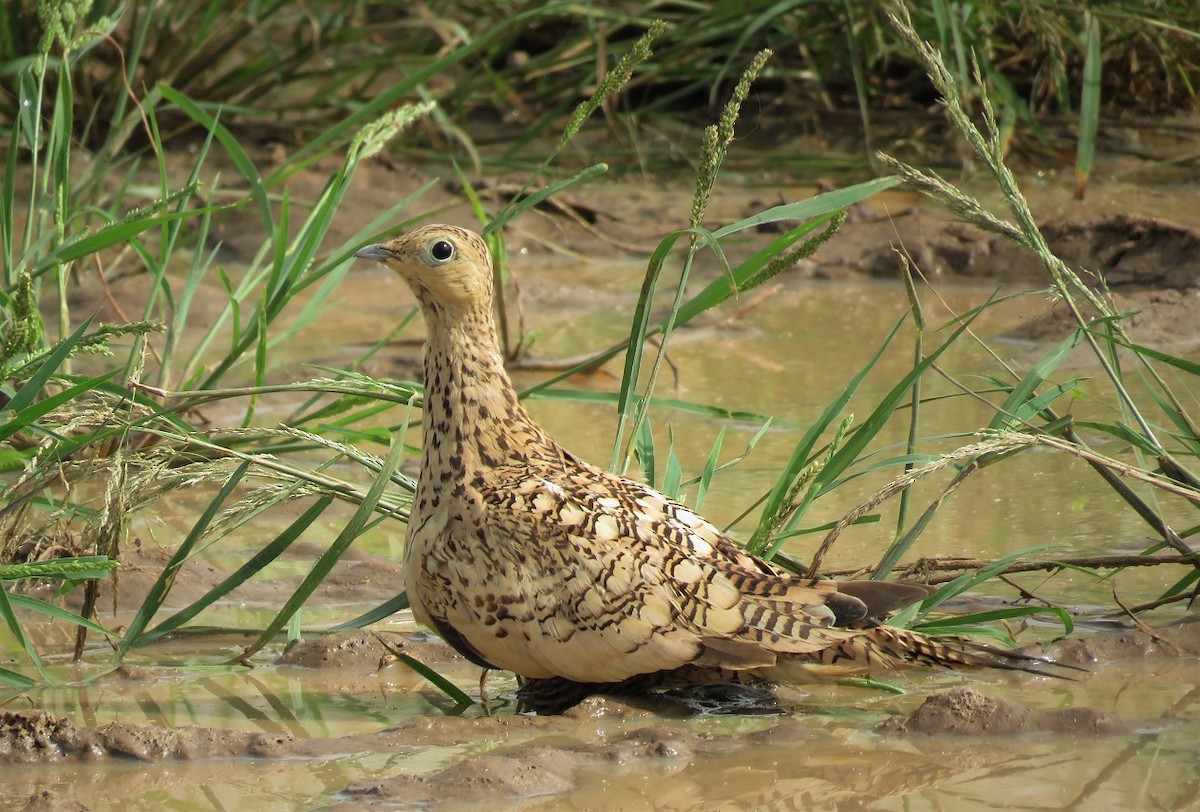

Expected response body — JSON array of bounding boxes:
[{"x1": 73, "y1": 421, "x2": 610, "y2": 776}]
[
  {"x1": 1093, "y1": 331, "x2": 1200, "y2": 376},
  {"x1": 1, "y1": 124, "x2": 19, "y2": 280},
  {"x1": 1073, "y1": 420, "x2": 1162, "y2": 455},
  {"x1": 0, "y1": 582, "x2": 52, "y2": 683},
  {"x1": 873, "y1": 466, "x2": 970, "y2": 579},
  {"x1": 328, "y1": 593, "x2": 411, "y2": 632},
  {"x1": 609, "y1": 229, "x2": 686, "y2": 468},
  {"x1": 36, "y1": 201, "x2": 221, "y2": 274},
  {"x1": 117, "y1": 461, "x2": 252, "y2": 657},
  {"x1": 747, "y1": 314, "x2": 906, "y2": 557},
  {"x1": 0, "y1": 665, "x2": 35, "y2": 689},
  {"x1": 3, "y1": 316, "x2": 95, "y2": 415},
  {"x1": 238, "y1": 427, "x2": 409, "y2": 659},
  {"x1": 159, "y1": 84, "x2": 273, "y2": 239},
  {"x1": 386, "y1": 648, "x2": 473, "y2": 709},
  {"x1": 1160, "y1": 568, "x2": 1200, "y2": 601},
  {"x1": 813, "y1": 299, "x2": 997, "y2": 498},
  {"x1": 915, "y1": 605, "x2": 1073, "y2": 637},
  {"x1": 4, "y1": 593, "x2": 117, "y2": 637},
  {"x1": 635, "y1": 415, "x2": 656, "y2": 487},
  {"x1": 694, "y1": 425, "x2": 728, "y2": 512},
  {"x1": 663, "y1": 427, "x2": 683, "y2": 500},
  {"x1": 913, "y1": 545, "x2": 1062, "y2": 621},
  {"x1": 1074, "y1": 11, "x2": 1101, "y2": 200},
  {"x1": 989, "y1": 328, "x2": 1084, "y2": 431},
  {"x1": 800, "y1": 298, "x2": 1000, "y2": 568},
  {"x1": 0, "y1": 368, "x2": 119, "y2": 444},
  {"x1": 140, "y1": 495, "x2": 336, "y2": 644},
  {"x1": 710, "y1": 177, "x2": 898, "y2": 238},
  {"x1": 531, "y1": 388, "x2": 793, "y2": 428},
  {"x1": 675, "y1": 220, "x2": 828, "y2": 326},
  {"x1": 483, "y1": 163, "x2": 609, "y2": 236}
]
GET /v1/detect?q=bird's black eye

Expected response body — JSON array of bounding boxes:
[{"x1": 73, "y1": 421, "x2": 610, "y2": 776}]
[{"x1": 430, "y1": 240, "x2": 455, "y2": 262}]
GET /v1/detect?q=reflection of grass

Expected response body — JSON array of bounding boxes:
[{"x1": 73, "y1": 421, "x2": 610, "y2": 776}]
[{"x1": 0, "y1": 1, "x2": 1198, "y2": 705}]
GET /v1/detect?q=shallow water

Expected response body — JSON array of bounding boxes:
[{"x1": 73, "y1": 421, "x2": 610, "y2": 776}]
[
  {"x1": 4, "y1": 172, "x2": 1200, "y2": 809},
  {"x1": 5, "y1": 653, "x2": 1199, "y2": 810}
]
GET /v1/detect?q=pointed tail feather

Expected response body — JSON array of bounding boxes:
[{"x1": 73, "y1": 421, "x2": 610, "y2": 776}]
[{"x1": 819, "y1": 625, "x2": 1086, "y2": 679}]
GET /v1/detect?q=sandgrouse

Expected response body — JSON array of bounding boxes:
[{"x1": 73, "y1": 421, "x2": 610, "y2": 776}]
[{"x1": 356, "y1": 224, "x2": 1065, "y2": 712}]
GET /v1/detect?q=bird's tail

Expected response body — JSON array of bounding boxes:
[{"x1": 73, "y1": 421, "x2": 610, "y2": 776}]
[{"x1": 796, "y1": 624, "x2": 1084, "y2": 680}]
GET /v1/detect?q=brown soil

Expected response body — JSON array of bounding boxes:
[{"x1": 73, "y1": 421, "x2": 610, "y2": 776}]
[
  {"x1": 19, "y1": 791, "x2": 91, "y2": 812},
  {"x1": 57, "y1": 139, "x2": 1200, "y2": 353}
]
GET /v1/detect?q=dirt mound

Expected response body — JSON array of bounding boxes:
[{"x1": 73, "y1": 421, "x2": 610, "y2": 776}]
[
  {"x1": 878, "y1": 687, "x2": 1132, "y2": 736},
  {"x1": 340, "y1": 723, "x2": 707, "y2": 807}
]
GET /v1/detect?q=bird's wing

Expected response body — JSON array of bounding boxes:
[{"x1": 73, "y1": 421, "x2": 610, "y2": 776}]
[{"x1": 469, "y1": 461, "x2": 869, "y2": 683}]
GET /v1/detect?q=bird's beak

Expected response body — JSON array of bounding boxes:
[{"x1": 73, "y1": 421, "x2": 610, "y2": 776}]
[{"x1": 355, "y1": 244, "x2": 393, "y2": 261}]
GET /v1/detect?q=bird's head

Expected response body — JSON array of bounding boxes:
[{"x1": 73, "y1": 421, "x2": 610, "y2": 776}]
[{"x1": 355, "y1": 225, "x2": 493, "y2": 314}]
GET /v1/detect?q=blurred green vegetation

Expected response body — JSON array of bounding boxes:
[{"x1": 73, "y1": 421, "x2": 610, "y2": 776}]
[{"x1": 2, "y1": 1, "x2": 1197, "y2": 163}]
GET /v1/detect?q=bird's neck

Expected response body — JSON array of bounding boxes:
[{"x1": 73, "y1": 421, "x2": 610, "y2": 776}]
[{"x1": 418, "y1": 306, "x2": 553, "y2": 480}]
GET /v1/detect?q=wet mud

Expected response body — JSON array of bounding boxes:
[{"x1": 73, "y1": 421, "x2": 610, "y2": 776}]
[
  {"x1": 0, "y1": 707, "x2": 291, "y2": 764},
  {"x1": 0, "y1": 676, "x2": 1169, "y2": 810},
  {"x1": 8, "y1": 612, "x2": 1194, "y2": 751}
]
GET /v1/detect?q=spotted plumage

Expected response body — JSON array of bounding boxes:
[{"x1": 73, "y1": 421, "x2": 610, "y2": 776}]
[{"x1": 355, "y1": 225, "x2": 1069, "y2": 710}]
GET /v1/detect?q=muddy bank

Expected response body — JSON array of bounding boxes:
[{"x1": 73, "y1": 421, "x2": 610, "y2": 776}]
[
  {"x1": 844, "y1": 211, "x2": 1200, "y2": 345},
  {"x1": 0, "y1": 688, "x2": 1149, "y2": 811}
]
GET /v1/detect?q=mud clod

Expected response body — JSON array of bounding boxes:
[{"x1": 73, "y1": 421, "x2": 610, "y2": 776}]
[
  {"x1": 0, "y1": 711, "x2": 95, "y2": 764},
  {"x1": 0, "y1": 709, "x2": 295, "y2": 764},
  {"x1": 879, "y1": 688, "x2": 1132, "y2": 736},
  {"x1": 343, "y1": 725, "x2": 698, "y2": 805}
]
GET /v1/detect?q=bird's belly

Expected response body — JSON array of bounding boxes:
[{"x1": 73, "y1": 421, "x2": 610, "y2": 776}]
[
  {"x1": 405, "y1": 539, "x2": 559, "y2": 678},
  {"x1": 406, "y1": 545, "x2": 687, "y2": 683}
]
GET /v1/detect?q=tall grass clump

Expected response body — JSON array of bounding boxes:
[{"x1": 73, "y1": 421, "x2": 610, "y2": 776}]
[
  {"x1": 0, "y1": 0, "x2": 447, "y2": 687},
  {"x1": 775, "y1": 3, "x2": 1200, "y2": 634}
]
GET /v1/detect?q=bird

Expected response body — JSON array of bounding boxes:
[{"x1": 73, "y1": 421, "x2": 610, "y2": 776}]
[{"x1": 355, "y1": 224, "x2": 1072, "y2": 713}]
